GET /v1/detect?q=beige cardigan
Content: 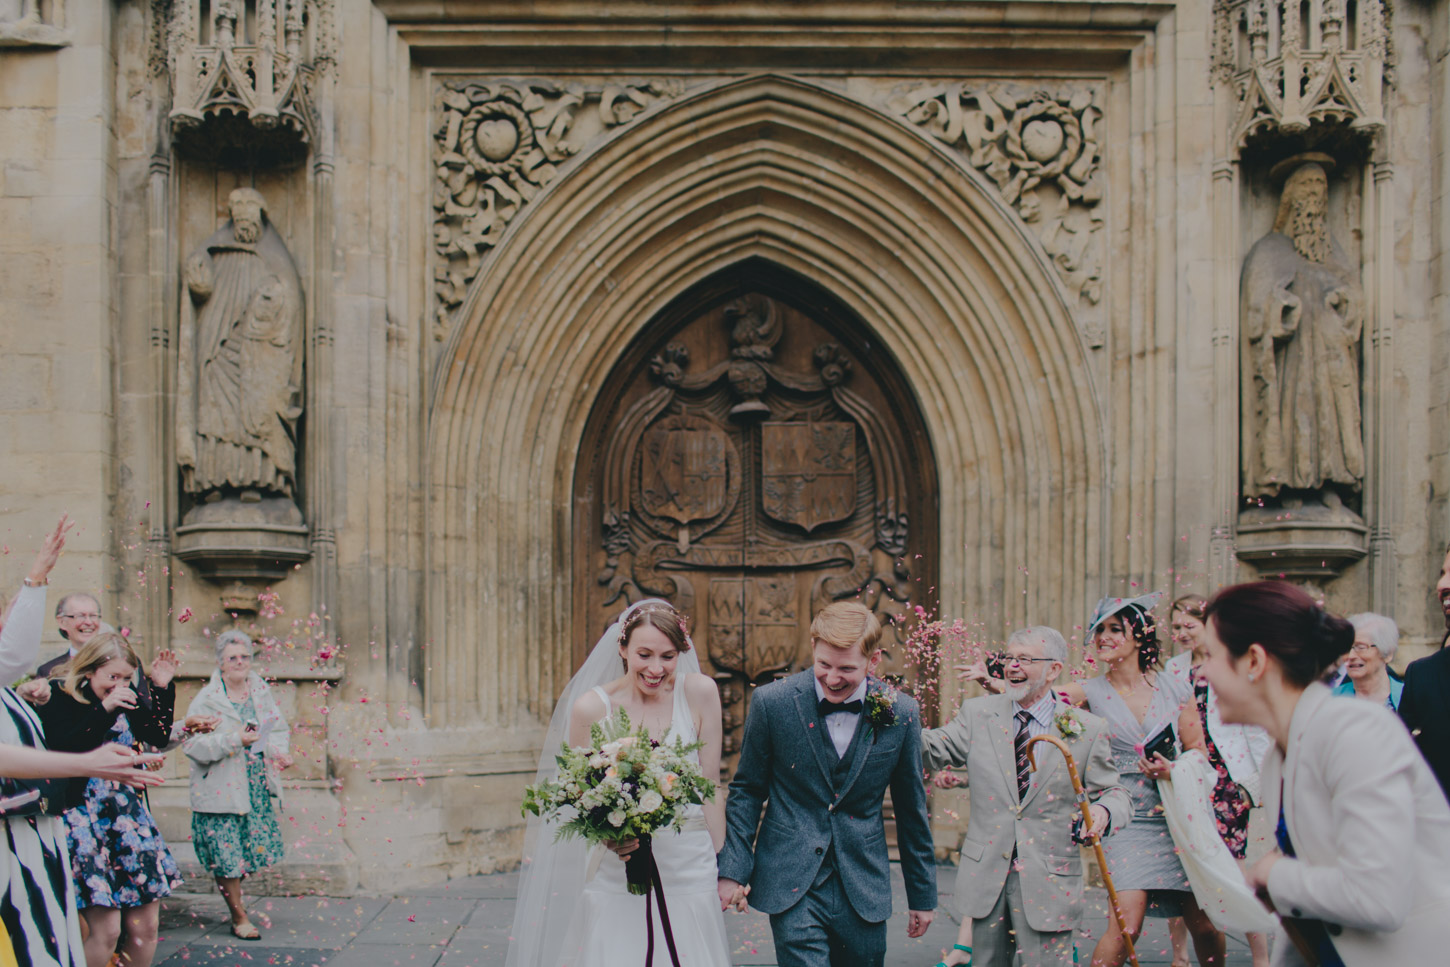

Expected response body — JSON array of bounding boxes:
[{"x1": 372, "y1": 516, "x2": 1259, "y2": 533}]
[
  {"x1": 183, "y1": 670, "x2": 291, "y2": 815},
  {"x1": 1262, "y1": 683, "x2": 1450, "y2": 966}
]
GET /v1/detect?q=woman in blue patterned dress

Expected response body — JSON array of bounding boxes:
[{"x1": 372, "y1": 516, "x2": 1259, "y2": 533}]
[
  {"x1": 33, "y1": 633, "x2": 181, "y2": 967},
  {"x1": 183, "y1": 631, "x2": 291, "y2": 942}
]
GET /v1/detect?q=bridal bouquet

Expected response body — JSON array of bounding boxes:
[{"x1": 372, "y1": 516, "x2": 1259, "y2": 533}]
[{"x1": 522, "y1": 708, "x2": 715, "y2": 895}]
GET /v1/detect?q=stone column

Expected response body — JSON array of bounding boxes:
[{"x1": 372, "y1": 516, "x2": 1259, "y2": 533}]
[{"x1": 1366, "y1": 158, "x2": 1398, "y2": 613}]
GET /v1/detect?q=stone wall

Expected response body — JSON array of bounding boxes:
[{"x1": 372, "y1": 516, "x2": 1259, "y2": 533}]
[{"x1": 1, "y1": 0, "x2": 1446, "y2": 893}]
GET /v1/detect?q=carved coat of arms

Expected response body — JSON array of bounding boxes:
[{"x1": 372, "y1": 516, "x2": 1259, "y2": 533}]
[
  {"x1": 760, "y1": 422, "x2": 857, "y2": 531},
  {"x1": 637, "y1": 415, "x2": 730, "y2": 524}
]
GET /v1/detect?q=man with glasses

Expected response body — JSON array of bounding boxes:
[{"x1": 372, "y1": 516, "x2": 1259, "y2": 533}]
[
  {"x1": 921, "y1": 627, "x2": 1132, "y2": 967},
  {"x1": 37, "y1": 592, "x2": 104, "y2": 678}
]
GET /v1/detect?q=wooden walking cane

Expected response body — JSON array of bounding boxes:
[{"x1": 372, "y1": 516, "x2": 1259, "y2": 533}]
[{"x1": 1024, "y1": 734, "x2": 1139, "y2": 967}]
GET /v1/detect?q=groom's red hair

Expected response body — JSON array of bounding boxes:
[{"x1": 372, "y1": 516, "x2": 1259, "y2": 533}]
[{"x1": 810, "y1": 602, "x2": 882, "y2": 657}]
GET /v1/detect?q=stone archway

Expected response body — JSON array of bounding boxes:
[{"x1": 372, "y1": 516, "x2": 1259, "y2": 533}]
[
  {"x1": 424, "y1": 74, "x2": 1104, "y2": 734},
  {"x1": 572, "y1": 260, "x2": 940, "y2": 772}
]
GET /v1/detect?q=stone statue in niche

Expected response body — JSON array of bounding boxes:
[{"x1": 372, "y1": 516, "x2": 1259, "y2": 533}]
[
  {"x1": 177, "y1": 187, "x2": 305, "y2": 527},
  {"x1": 1240, "y1": 159, "x2": 1364, "y2": 502}
]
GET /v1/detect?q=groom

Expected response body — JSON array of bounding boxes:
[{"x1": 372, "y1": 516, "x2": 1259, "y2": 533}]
[{"x1": 717, "y1": 602, "x2": 937, "y2": 967}]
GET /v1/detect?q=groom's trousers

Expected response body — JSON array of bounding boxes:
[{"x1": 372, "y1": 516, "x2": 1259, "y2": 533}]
[
  {"x1": 972, "y1": 871, "x2": 1077, "y2": 967},
  {"x1": 767, "y1": 850, "x2": 886, "y2": 967}
]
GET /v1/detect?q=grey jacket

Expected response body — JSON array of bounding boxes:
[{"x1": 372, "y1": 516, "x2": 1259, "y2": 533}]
[
  {"x1": 718, "y1": 671, "x2": 937, "y2": 921},
  {"x1": 183, "y1": 670, "x2": 290, "y2": 814},
  {"x1": 921, "y1": 693, "x2": 1131, "y2": 932}
]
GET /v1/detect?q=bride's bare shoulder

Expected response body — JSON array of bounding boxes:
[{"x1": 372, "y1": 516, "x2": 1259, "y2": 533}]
[
  {"x1": 681, "y1": 672, "x2": 719, "y2": 706},
  {"x1": 570, "y1": 687, "x2": 608, "y2": 723}
]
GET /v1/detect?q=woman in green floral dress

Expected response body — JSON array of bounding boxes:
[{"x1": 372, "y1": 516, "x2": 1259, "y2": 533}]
[{"x1": 183, "y1": 631, "x2": 292, "y2": 941}]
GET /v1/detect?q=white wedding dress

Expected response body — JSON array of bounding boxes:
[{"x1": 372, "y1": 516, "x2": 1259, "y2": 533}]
[{"x1": 555, "y1": 683, "x2": 732, "y2": 967}]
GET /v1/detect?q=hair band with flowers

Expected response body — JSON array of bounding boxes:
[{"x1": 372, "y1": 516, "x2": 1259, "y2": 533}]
[{"x1": 1054, "y1": 707, "x2": 1085, "y2": 740}]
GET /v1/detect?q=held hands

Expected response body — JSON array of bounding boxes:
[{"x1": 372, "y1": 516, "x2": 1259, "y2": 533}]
[
  {"x1": 716, "y1": 877, "x2": 749, "y2": 913},
  {"x1": 906, "y1": 909, "x2": 934, "y2": 939},
  {"x1": 240, "y1": 723, "x2": 261, "y2": 747},
  {"x1": 102, "y1": 684, "x2": 138, "y2": 713},
  {"x1": 149, "y1": 649, "x2": 179, "y2": 689}
]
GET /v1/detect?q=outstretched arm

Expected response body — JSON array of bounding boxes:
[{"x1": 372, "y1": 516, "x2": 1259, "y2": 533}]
[{"x1": 919, "y1": 698, "x2": 973, "y2": 773}]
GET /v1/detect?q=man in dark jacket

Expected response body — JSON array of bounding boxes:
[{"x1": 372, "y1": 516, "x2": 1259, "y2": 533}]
[{"x1": 1400, "y1": 546, "x2": 1450, "y2": 803}]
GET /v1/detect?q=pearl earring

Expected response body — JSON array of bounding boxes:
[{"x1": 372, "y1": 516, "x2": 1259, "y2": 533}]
[{"x1": 1247, "y1": 672, "x2": 1257, "y2": 683}]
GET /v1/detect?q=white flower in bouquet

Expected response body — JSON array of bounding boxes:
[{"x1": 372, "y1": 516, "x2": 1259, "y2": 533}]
[
  {"x1": 608, "y1": 809, "x2": 626, "y2": 827},
  {"x1": 638, "y1": 790, "x2": 663, "y2": 814}
]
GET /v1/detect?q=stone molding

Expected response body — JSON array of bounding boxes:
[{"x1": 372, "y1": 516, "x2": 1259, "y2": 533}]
[
  {"x1": 424, "y1": 74, "x2": 1105, "y2": 730},
  {"x1": 0, "y1": 1, "x2": 69, "y2": 48},
  {"x1": 889, "y1": 81, "x2": 1106, "y2": 346}
]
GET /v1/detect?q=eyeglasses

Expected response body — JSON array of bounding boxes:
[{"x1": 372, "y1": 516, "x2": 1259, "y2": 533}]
[
  {"x1": 990, "y1": 653, "x2": 1058, "y2": 666},
  {"x1": 1349, "y1": 642, "x2": 1381, "y2": 655},
  {"x1": 60, "y1": 612, "x2": 101, "y2": 622},
  {"x1": 221, "y1": 654, "x2": 253, "y2": 664}
]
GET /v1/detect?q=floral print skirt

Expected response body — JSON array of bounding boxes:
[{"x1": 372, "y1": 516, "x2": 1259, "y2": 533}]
[
  {"x1": 64, "y1": 777, "x2": 183, "y2": 910},
  {"x1": 190, "y1": 751, "x2": 284, "y2": 879}
]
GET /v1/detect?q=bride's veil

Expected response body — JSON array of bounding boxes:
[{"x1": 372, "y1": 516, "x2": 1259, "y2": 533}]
[{"x1": 505, "y1": 597, "x2": 701, "y2": 967}]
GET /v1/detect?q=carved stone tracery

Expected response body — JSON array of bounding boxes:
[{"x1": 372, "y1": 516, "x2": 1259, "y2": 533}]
[
  {"x1": 890, "y1": 82, "x2": 1107, "y2": 345},
  {"x1": 431, "y1": 78, "x2": 687, "y2": 339},
  {"x1": 1212, "y1": 0, "x2": 1391, "y2": 149}
]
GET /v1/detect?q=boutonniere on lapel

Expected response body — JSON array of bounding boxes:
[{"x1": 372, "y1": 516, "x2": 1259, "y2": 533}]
[
  {"x1": 864, "y1": 680, "x2": 897, "y2": 738},
  {"x1": 1055, "y1": 708, "x2": 1085, "y2": 740}
]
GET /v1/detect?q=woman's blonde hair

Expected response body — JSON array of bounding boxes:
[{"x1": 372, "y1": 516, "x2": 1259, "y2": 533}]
[
  {"x1": 810, "y1": 602, "x2": 882, "y2": 656},
  {"x1": 58, "y1": 631, "x2": 141, "y2": 704}
]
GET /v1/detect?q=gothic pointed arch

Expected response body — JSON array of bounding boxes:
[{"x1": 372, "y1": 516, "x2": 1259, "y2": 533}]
[{"x1": 424, "y1": 74, "x2": 1105, "y2": 730}]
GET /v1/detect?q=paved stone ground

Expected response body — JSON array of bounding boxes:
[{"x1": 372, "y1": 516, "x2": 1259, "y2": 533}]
[{"x1": 155, "y1": 865, "x2": 1254, "y2": 966}]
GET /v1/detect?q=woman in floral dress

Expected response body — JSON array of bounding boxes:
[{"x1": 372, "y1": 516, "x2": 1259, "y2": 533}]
[
  {"x1": 183, "y1": 631, "x2": 291, "y2": 941},
  {"x1": 33, "y1": 632, "x2": 182, "y2": 967}
]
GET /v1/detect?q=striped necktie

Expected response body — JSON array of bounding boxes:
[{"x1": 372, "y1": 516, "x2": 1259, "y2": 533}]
[{"x1": 1014, "y1": 710, "x2": 1032, "y2": 800}]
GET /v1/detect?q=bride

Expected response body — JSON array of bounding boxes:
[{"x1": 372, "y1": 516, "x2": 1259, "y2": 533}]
[{"x1": 506, "y1": 598, "x2": 732, "y2": 967}]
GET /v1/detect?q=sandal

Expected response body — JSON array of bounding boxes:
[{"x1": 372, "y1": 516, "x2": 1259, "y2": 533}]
[
  {"x1": 230, "y1": 920, "x2": 261, "y2": 941},
  {"x1": 932, "y1": 943, "x2": 972, "y2": 967}
]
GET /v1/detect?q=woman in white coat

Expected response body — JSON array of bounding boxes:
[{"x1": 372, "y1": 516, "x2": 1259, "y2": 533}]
[
  {"x1": 183, "y1": 631, "x2": 293, "y2": 941},
  {"x1": 1201, "y1": 581, "x2": 1450, "y2": 966}
]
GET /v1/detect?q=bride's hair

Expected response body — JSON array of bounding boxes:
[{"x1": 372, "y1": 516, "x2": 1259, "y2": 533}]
[{"x1": 618, "y1": 603, "x2": 692, "y2": 663}]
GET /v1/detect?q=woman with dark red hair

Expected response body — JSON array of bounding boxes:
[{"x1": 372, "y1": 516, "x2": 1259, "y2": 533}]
[{"x1": 1202, "y1": 581, "x2": 1450, "y2": 965}]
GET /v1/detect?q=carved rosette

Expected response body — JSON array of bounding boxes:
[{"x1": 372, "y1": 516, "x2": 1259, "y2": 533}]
[
  {"x1": 1212, "y1": 0, "x2": 1391, "y2": 148},
  {"x1": 431, "y1": 78, "x2": 686, "y2": 340},
  {"x1": 890, "y1": 82, "x2": 1106, "y2": 345}
]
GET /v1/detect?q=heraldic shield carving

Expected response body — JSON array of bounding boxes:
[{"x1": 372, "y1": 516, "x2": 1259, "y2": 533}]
[
  {"x1": 761, "y1": 422, "x2": 857, "y2": 531},
  {"x1": 577, "y1": 276, "x2": 936, "y2": 777}
]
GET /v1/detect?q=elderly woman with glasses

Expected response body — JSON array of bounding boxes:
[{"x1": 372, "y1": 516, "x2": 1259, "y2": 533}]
[
  {"x1": 183, "y1": 630, "x2": 293, "y2": 941},
  {"x1": 1332, "y1": 613, "x2": 1403, "y2": 710}
]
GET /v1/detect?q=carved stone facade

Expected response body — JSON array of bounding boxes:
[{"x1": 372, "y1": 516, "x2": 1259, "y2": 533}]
[{"x1": 2, "y1": 0, "x2": 1447, "y2": 893}]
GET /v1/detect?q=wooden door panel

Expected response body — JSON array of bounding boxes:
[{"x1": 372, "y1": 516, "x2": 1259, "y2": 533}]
[{"x1": 575, "y1": 275, "x2": 937, "y2": 778}]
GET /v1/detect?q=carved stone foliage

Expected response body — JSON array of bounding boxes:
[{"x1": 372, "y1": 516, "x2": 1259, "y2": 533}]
[
  {"x1": 431, "y1": 77, "x2": 686, "y2": 339},
  {"x1": 161, "y1": 0, "x2": 336, "y2": 167},
  {"x1": 1212, "y1": 0, "x2": 1390, "y2": 149},
  {"x1": 583, "y1": 292, "x2": 927, "y2": 769},
  {"x1": 889, "y1": 82, "x2": 1106, "y2": 345}
]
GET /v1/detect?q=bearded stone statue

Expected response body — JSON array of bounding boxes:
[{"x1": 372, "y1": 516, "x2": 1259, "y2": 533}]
[
  {"x1": 1240, "y1": 161, "x2": 1365, "y2": 500},
  {"x1": 177, "y1": 188, "x2": 305, "y2": 508}
]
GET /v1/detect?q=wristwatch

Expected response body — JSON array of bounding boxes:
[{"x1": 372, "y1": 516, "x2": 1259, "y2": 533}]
[{"x1": 21, "y1": 577, "x2": 46, "y2": 588}]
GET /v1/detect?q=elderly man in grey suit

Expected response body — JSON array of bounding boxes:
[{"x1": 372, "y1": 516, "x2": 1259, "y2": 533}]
[
  {"x1": 718, "y1": 602, "x2": 937, "y2": 967},
  {"x1": 922, "y1": 626, "x2": 1131, "y2": 967}
]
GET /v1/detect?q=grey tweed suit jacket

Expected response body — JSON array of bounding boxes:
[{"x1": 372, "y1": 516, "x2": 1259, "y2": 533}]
[
  {"x1": 717, "y1": 670, "x2": 937, "y2": 922},
  {"x1": 921, "y1": 693, "x2": 1131, "y2": 933}
]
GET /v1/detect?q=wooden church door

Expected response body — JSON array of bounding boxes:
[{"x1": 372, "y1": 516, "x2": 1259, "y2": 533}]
[{"x1": 574, "y1": 268, "x2": 938, "y2": 781}]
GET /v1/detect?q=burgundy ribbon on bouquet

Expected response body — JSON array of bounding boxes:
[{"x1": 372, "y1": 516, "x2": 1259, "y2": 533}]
[{"x1": 630, "y1": 837, "x2": 682, "y2": 967}]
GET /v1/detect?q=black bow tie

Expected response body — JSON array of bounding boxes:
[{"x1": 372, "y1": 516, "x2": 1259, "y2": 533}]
[{"x1": 818, "y1": 698, "x2": 863, "y2": 716}]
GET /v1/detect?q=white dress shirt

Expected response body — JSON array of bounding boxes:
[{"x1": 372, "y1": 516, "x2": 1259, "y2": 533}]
[{"x1": 814, "y1": 677, "x2": 868, "y2": 757}]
